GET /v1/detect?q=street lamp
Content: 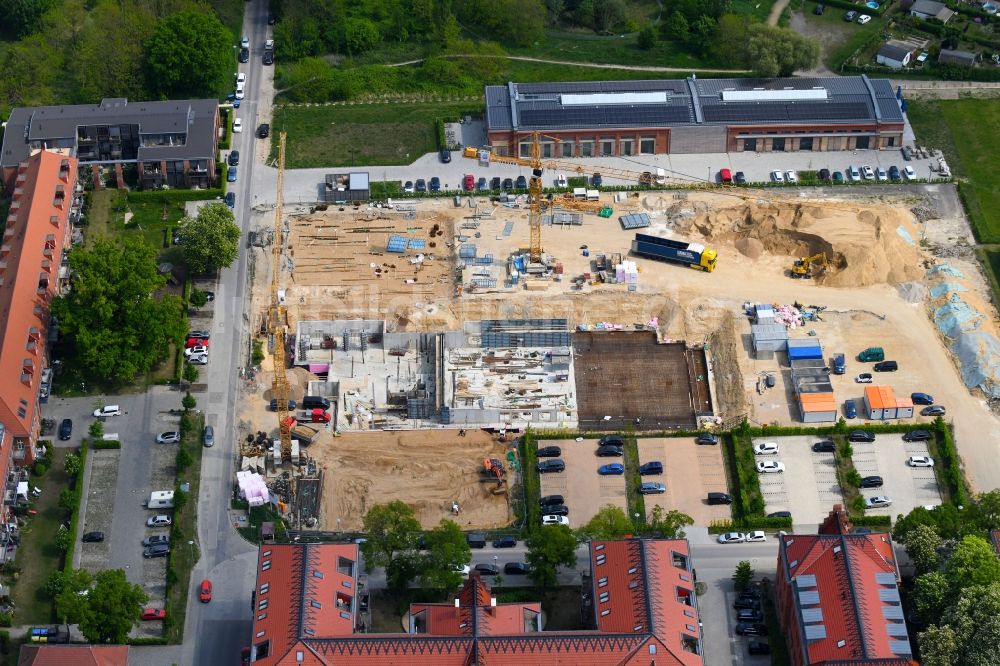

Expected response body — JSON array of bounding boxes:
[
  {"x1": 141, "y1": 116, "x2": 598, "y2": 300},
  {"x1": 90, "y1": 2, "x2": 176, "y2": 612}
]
[{"x1": 493, "y1": 555, "x2": 498, "y2": 572}]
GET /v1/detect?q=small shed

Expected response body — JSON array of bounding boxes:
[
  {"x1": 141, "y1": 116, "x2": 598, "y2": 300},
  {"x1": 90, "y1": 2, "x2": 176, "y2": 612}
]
[
  {"x1": 939, "y1": 49, "x2": 979, "y2": 66},
  {"x1": 876, "y1": 42, "x2": 913, "y2": 69},
  {"x1": 324, "y1": 172, "x2": 371, "y2": 203},
  {"x1": 798, "y1": 392, "x2": 838, "y2": 423},
  {"x1": 910, "y1": 0, "x2": 954, "y2": 22},
  {"x1": 863, "y1": 386, "x2": 915, "y2": 420},
  {"x1": 787, "y1": 338, "x2": 824, "y2": 361},
  {"x1": 751, "y1": 323, "x2": 789, "y2": 359}
]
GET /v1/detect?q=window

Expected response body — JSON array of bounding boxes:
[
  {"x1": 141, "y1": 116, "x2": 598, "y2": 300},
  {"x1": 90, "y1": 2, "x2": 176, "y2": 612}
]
[
  {"x1": 594, "y1": 544, "x2": 605, "y2": 551},
  {"x1": 310, "y1": 600, "x2": 322, "y2": 609},
  {"x1": 600, "y1": 139, "x2": 614, "y2": 156},
  {"x1": 340, "y1": 612, "x2": 351, "y2": 619},
  {"x1": 599, "y1": 592, "x2": 609, "y2": 602},
  {"x1": 262, "y1": 561, "x2": 271, "y2": 571},
  {"x1": 596, "y1": 554, "x2": 606, "y2": 565},
  {"x1": 260, "y1": 583, "x2": 269, "y2": 594},
  {"x1": 598, "y1": 577, "x2": 608, "y2": 587},
  {"x1": 628, "y1": 581, "x2": 640, "y2": 590},
  {"x1": 263, "y1": 550, "x2": 272, "y2": 557},
  {"x1": 600, "y1": 609, "x2": 611, "y2": 616},
  {"x1": 800, "y1": 137, "x2": 814, "y2": 151},
  {"x1": 313, "y1": 570, "x2": 324, "y2": 579},
  {"x1": 541, "y1": 142, "x2": 554, "y2": 158},
  {"x1": 640, "y1": 137, "x2": 655, "y2": 154},
  {"x1": 580, "y1": 139, "x2": 594, "y2": 157},
  {"x1": 679, "y1": 574, "x2": 690, "y2": 582},
  {"x1": 743, "y1": 138, "x2": 757, "y2": 152},
  {"x1": 561, "y1": 141, "x2": 574, "y2": 157},
  {"x1": 887, "y1": 136, "x2": 896, "y2": 147},
  {"x1": 255, "y1": 631, "x2": 265, "y2": 638},
  {"x1": 259, "y1": 599, "x2": 268, "y2": 609},
  {"x1": 16, "y1": 407, "x2": 26, "y2": 419},
  {"x1": 621, "y1": 139, "x2": 634, "y2": 156},
  {"x1": 627, "y1": 566, "x2": 637, "y2": 574},
  {"x1": 856, "y1": 136, "x2": 870, "y2": 149},
  {"x1": 519, "y1": 142, "x2": 532, "y2": 158},
  {"x1": 772, "y1": 137, "x2": 786, "y2": 151},
  {"x1": 258, "y1": 613, "x2": 266, "y2": 620},
  {"x1": 304, "y1": 629, "x2": 315, "y2": 636}
]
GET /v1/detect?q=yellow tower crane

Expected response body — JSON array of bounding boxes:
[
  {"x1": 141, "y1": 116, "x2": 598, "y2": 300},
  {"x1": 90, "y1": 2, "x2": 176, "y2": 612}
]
[{"x1": 270, "y1": 131, "x2": 292, "y2": 462}]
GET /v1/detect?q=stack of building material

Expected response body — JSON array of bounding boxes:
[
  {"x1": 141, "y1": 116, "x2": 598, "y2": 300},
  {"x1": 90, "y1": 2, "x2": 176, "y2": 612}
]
[
  {"x1": 615, "y1": 261, "x2": 639, "y2": 286},
  {"x1": 863, "y1": 386, "x2": 914, "y2": 420},
  {"x1": 236, "y1": 471, "x2": 270, "y2": 506}
]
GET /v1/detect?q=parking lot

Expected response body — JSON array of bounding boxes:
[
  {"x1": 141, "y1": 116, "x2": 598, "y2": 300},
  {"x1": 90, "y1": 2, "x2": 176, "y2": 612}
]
[
  {"x1": 852, "y1": 433, "x2": 940, "y2": 517},
  {"x1": 756, "y1": 436, "x2": 844, "y2": 526},
  {"x1": 636, "y1": 437, "x2": 730, "y2": 525},
  {"x1": 539, "y1": 439, "x2": 626, "y2": 528}
]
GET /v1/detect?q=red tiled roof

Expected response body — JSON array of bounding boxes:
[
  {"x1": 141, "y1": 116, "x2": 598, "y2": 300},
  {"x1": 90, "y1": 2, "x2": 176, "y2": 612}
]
[
  {"x1": 17, "y1": 645, "x2": 128, "y2": 666},
  {"x1": 255, "y1": 539, "x2": 702, "y2": 666},
  {"x1": 780, "y1": 533, "x2": 909, "y2": 663},
  {"x1": 0, "y1": 150, "x2": 75, "y2": 463}
]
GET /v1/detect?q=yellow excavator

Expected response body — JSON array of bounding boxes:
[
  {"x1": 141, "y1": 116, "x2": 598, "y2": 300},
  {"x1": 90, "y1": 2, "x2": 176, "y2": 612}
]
[{"x1": 790, "y1": 253, "x2": 829, "y2": 279}]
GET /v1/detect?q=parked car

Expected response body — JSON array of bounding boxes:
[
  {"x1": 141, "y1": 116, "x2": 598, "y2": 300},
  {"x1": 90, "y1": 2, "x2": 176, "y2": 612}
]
[
  {"x1": 819, "y1": 168, "x2": 831, "y2": 181},
  {"x1": 770, "y1": 170, "x2": 784, "y2": 183},
  {"x1": 639, "y1": 482, "x2": 666, "y2": 495},
  {"x1": 855, "y1": 373, "x2": 873, "y2": 384},
  {"x1": 515, "y1": 175, "x2": 527, "y2": 189},
  {"x1": 848, "y1": 165, "x2": 861, "y2": 182},
  {"x1": 598, "y1": 463, "x2": 625, "y2": 475},
  {"x1": 504, "y1": 562, "x2": 529, "y2": 575},
  {"x1": 490, "y1": 177, "x2": 502, "y2": 190},
  {"x1": 859, "y1": 475, "x2": 884, "y2": 488},
  {"x1": 888, "y1": 165, "x2": 901, "y2": 181},
  {"x1": 185, "y1": 337, "x2": 208, "y2": 348},
  {"x1": 904, "y1": 165, "x2": 917, "y2": 180},
  {"x1": 501, "y1": 178, "x2": 514, "y2": 190},
  {"x1": 745, "y1": 530, "x2": 767, "y2": 542},
  {"x1": 143, "y1": 543, "x2": 170, "y2": 558},
  {"x1": 240, "y1": 35, "x2": 250, "y2": 48},
  {"x1": 696, "y1": 433, "x2": 719, "y2": 445},
  {"x1": 785, "y1": 170, "x2": 798, "y2": 183},
  {"x1": 415, "y1": 179, "x2": 427, "y2": 193},
  {"x1": 873, "y1": 360, "x2": 898, "y2": 372},
  {"x1": 737, "y1": 609, "x2": 764, "y2": 622},
  {"x1": 639, "y1": 461, "x2": 663, "y2": 475},
  {"x1": 718, "y1": 532, "x2": 745, "y2": 544},
  {"x1": 199, "y1": 579, "x2": 213, "y2": 603},
  {"x1": 735, "y1": 171, "x2": 747, "y2": 185},
  {"x1": 857, "y1": 13, "x2": 871, "y2": 23},
  {"x1": 142, "y1": 535, "x2": 169, "y2": 547},
  {"x1": 185, "y1": 345, "x2": 209, "y2": 357},
  {"x1": 844, "y1": 9, "x2": 857, "y2": 20},
  {"x1": 536, "y1": 446, "x2": 561, "y2": 458},
  {"x1": 599, "y1": 435, "x2": 625, "y2": 447},
  {"x1": 232, "y1": 118, "x2": 242, "y2": 133},
  {"x1": 239, "y1": 48, "x2": 249, "y2": 63},
  {"x1": 541, "y1": 514, "x2": 569, "y2": 526},
  {"x1": 474, "y1": 563, "x2": 500, "y2": 576},
  {"x1": 189, "y1": 353, "x2": 209, "y2": 365},
  {"x1": 269, "y1": 399, "x2": 298, "y2": 411},
  {"x1": 556, "y1": 173, "x2": 567, "y2": 187},
  {"x1": 748, "y1": 641, "x2": 771, "y2": 655},
  {"x1": 147, "y1": 515, "x2": 172, "y2": 527},
  {"x1": 225, "y1": 192, "x2": 236, "y2": 208},
  {"x1": 93, "y1": 405, "x2": 121, "y2": 418},
  {"x1": 543, "y1": 504, "x2": 569, "y2": 516},
  {"x1": 141, "y1": 608, "x2": 166, "y2": 621},
  {"x1": 257, "y1": 123, "x2": 270, "y2": 139},
  {"x1": 876, "y1": 166, "x2": 887, "y2": 181},
  {"x1": 753, "y1": 441, "x2": 778, "y2": 455},
  {"x1": 403, "y1": 181, "x2": 414, "y2": 193},
  {"x1": 862, "y1": 165, "x2": 875, "y2": 180},
  {"x1": 453, "y1": 564, "x2": 471, "y2": 576},
  {"x1": 203, "y1": 425, "x2": 214, "y2": 448},
  {"x1": 493, "y1": 536, "x2": 517, "y2": 548},
  {"x1": 844, "y1": 399, "x2": 858, "y2": 419},
  {"x1": 756, "y1": 461, "x2": 785, "y2": 473},
  {"x1": 156, "y1": 431, "x2": 181, "y2": 444},
  {"x1": 591, "y1": 173, "x2": 602, "y2": 186},
  {"x1": 734, "y1": 597, "x2": 761, "y2": 610},
  {"x1": 596, "y1": 445, "x2": 623, "y2": 457},
  {"x1": 537, "y1": 459, "x2": 565, "y2": 473},
  {"x1": 262, "y1": 51, "x2": 274, "y2": 65},
  {"x1": 477, "y1": 177, "x2": 488, "y2": 191},
  {"x1": 735, "y1": 622, "x2": 767, "y2": 636},
  {"x1": 429, "y1": 177, "x2": 441, "y2": 192},
  {"x1": 812, "y1": 440, "x2": 835, "y2": 453},
  {"x1": 707, "y1": 492, "x2": 733, "y2": 505},
  {"x1": 903, "y1": 429, "x2": 932, "y2": 442},
  {"x1": 439, "y1": 149, "x2": 451, "y2": 163},
  {"x1": 848, "y1": 430, "x2": 876, "y2": 442},
  {"x1": 832, "y1": 171, "x2": 845, "y2": 183},
  {"x1": 767, "y1": 511, "x2": 791, "y2": 518},
  {"x1": 227, "y1": 166, "x2": 237, "y2": 182},
  {"x1": 228, "y1": 150, "x2": 240, "y2": 166},
  {"x1": 908, "y1": 456, "x2": 935, "y2": 468},
  {"x1": 539, "y1": 494, "x2": 564, "y2": 506},
  {"x1": 82, "y1": 531, "x2": 104, "y2": 543},
  {"x1": 911, "y1": 392, "x2": 934, "y2": 405},
  {"x1": 921, "y1": 405, "x2": 946, "y2": 416},
  {"x1": 866, "y1": 496, "x2": 892, "y2": 508},
  {"x1": 58, "y1": 419, "x2": 73, "y2": 441}
]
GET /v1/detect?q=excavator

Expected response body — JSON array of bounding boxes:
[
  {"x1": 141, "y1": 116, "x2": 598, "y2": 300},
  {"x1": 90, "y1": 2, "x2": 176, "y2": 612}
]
[
  {"x1": 790, "y1": 253, "x2": 829, "y2": 279},
  {"x1": 480, "y1": 457, "x2": 507, "y2": 495}
]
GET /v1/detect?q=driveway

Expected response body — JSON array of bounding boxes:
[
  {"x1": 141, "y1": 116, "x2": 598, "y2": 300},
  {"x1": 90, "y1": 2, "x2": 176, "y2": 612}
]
[
  {"x1": 539, "y1": 439, "x2": 626, "y2": 528},
  {"x1": 637, "y1": 437, "x2": 729, "y2": 525},
  {"x1": 758, "y1": 436, "x2": 843, "y2": 526}
]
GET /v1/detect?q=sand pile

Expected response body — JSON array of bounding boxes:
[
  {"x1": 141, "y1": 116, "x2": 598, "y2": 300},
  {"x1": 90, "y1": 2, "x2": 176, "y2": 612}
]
[{"x1": 680, "y1": 201, "x2": 924, "y2": 288}]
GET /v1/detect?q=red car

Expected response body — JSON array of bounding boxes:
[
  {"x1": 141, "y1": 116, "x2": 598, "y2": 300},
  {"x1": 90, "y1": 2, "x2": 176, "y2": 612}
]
[
  {"x1": 463, "y1": 174, "x2": 475, "y2": 191},
  {"x1": 186, "y1": 337, "x2": 209, "y2": 348},
  {"x1": 199, "y1": 579, "x2": 213, "y2": 603},
  {"x1": 141, "y1": 608, "x2": 166, "y2": 621}
]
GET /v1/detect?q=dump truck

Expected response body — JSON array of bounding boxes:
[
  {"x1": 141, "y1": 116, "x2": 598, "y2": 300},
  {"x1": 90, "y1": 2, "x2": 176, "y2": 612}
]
[
  {"x1": 143, "y1": 490, "x2": 174, "y2": 509},
  {"x1": 291, "y1": 424, "x2": 320, "y2": 444},
  {"x1": 294, "y1": 408, "x2": 331, "y2": 423},
  {"x1": 631, "y1": 233, "x2": 718, "y2": 272}
]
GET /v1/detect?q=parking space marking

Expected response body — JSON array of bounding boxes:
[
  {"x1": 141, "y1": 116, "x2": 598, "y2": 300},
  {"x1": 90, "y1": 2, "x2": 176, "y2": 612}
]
[
  {"x1": 540, "y1": 439, "x2": 627, "y2": 528},
  {"x1": 637, "y1": 437, "x2": 730, "y2": 525}
]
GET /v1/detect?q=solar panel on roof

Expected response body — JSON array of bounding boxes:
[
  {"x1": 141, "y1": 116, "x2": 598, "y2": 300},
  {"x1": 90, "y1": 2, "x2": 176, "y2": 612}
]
[
  {"x1": 797, "y1": 590, "x2": 820, "y2": 605},
  {"x1": 882, "y1": 605, "x2": 904, "y2": 620},
  {"x1": 804, "y1": 625, "x2": 827, "y2": 640},
  {"x1": 889, "y1": 640, "x2": 913, "y2": 655},
  {"x1": 619, "y1": 213, "x2": 651, "y2": 229},
  {"x1": 886, "y1": 623, "x2": 909, "y2": 637},
  {"x1": 387, "y1": 235, "x2": 407, "y2": 253},
  {"x1": 795, "y1": 574, "x2": 817, "y2": 587},
  {"x1": 874, "y1": 572, "x2": 897, "y2": 585},
  {"x1": 801, "y1": 608, "x2": 824, "y2": 623}
]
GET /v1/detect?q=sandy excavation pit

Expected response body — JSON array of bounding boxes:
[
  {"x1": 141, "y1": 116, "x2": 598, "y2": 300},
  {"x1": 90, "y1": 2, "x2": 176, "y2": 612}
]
[{"x1": 313, "y1": 429, "x2": 513, "y2": 531}]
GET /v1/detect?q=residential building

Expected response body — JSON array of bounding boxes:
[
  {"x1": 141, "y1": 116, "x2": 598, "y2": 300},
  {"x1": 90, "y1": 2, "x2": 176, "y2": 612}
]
[
  {"x1": 247, "y1": 538, "x2": 702, "y2": 665},
  {"x1": 484, "y1": 75, "x2": 905, "y2": 157},
  {"x1": 774, "y1": 505, "x2": 913, "y2": 666},
  {"x1": 939, "y1": 49, "x2": 979, "y2": 66},
  {"x1": 0, "y1": 151, "x2": 77, "y2": 518},
  {"x1": 909, "y1": 0, "x2": 955, "y2": 22},
  {"x1": 1, "y1": 98, "x2": 219, "y2": 192},
  {"x1": 876, "y1": 42, "x2": 913, "y2": 69},
  {"x1": 17, "y1": 644, "x2": 128, "y2": 665}
]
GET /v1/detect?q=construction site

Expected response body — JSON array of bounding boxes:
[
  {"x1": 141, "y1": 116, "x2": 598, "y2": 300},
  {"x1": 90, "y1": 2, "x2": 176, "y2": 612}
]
[{"x1": 236, "y1": 132, "x2": 1000, "y2": 532}]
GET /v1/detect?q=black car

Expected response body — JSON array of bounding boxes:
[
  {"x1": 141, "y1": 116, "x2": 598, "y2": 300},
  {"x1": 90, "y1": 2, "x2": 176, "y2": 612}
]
[
  {"x1": 501, "y1": 178, "x2": 514, "y2": 190},
  {"x1": 889, "y1": 165, "x2": 901, "y2": 181},
  {"x1": 82, "y1": 531, "x2": 104, "y2": 543},
  {"x1": 493, "y1": 536, "x2": 517, "y2": 548},
  {"x1": 591, "y1": 173, "x2": 602, "y2": 187},
  {"x1": 859, "y1": 475, "x2": 883, "y2": 488},
  {"x1": 263, "y1": 51, "x2": 274, "y2": 65},
  {"x1": 639, "y1": 461, "x2": 663, "y2": 475},
  {"x1": 819, "y1": 168, "x2": 831, "y2": 181},
  {"x1": 767, "y1": 511, "x2": 791, "y2": 518},
  {"x1": 504, "y1": 562, "x2": 529, "y2": 575},
  {"x1": 142, "y1": 535, "x2": 169, "y2": 547},
  {"x1": 491, "y1": 176, "x2": 502, "y2": 190},
  {"x1": 737, "y1": 589, "x2": 761, "y2": 601},
  {"x1": 537, "y1": 459, "x2": 565, "y2": 473},
  {"x1": 229, "y1": 150, "x2": 240, "y2": 166},
  {"x1": 543, "y1": 504, "x2": 569, "y2": 517},
  {"x1": 429, "y1": 177, "x2": 441, "y2": 192},
  {"x1": 735, "y1": 171, "x2": 747, "y2": 185},
  {"x1": 734, "y1": 597, "x2": 761, "y2": 610},
  {"x1": 540, "y1": 494, "x2": 564, "y2": 506},
  {"x1": 748, "y1": 641, "x2": 771, "y2": 655},
  {"x1": 415, "y1": 179, "x2": 427, "y2": 193},
  {"x1": 474, "y1": 563, "x2": 499, "y2": 576},
  {"x1": 707, "y1": 492, "x2": 733, "y2": 505},
  {"x1": 696, "y1": 433, "x2": 719, "y2": 445},
  {"x1": 596, "y1": 445, "x2": 623, "y2": 457},
  {"x1": 58, "y1": 418, "x2": 73, "y2": 441},
  {"x1": 537, "y1": 446, "x2": 561, "y2": 458},
  {"x1": 735, "y1": 622, "x2": 767, "y2": 636},
  {"x1": 515, "y1": 175, "x2": 527, "y2": 189},
  {"x1": 268, "y1": 13, "x2": 277, "y2": 24},
  {"x1": 848, "y1": 430, "x2": 876, "y2": 442},
  {"x1": 812, "y1": 440, "x2": 835, "y2": 452},
  {"x1": 143, "y1": 543, "x2": 171, "y2": 558},
  {"x1": 439, "y1": 149, "x2": 452, "y2": 163},
  {"x1": 239, "y1": 48, "x2": 250, "y2": 63},
  {"x1": 269, "y1": 399, "x2": 298, "y2": 411},
  {"x1": 225, "y1": 192, "x2": 236, "y2": 208},
  {"x1": 257, "y1": 123, "x2": 270, "y2": 138},
  {"x1": 903, "y1": 429, "x2": 932, "y2": 442},
  {"x1": 599, "y1": 435, "x2": 625, "y2": 447},
  {"x1": 737, "y1": 609, "x2": 763, "y2": 622},
  {"x1": 921, "y1": 405, "x2": 946, "y2": 416},
  {"x1": 873, "y1": 360, "x2": 898, "y2": 372}
]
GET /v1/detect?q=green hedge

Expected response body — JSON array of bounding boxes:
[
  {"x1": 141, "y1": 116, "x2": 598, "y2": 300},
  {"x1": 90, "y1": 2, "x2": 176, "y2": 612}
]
[
  {"x1": 932, "y1": 418, "x2": 968, "y2": 505},
  {"x1": 63, "y1": 442, "x2": 89, "y2": 575},
  {"x1": 219, "y1": 108, "x2": 231, "y2": 151},
  {"x1": 728, "y1": 431, "x2": 765, "y2": 519},
  {"x1": 850, "y1": 515, "x2": 892, "y2": 527},
  {"x1": 128, "y1": 188, "x2": 225, "y2": 203},
  {"x1": 91, "y1": 439, "x2": 122, "y2": 450},
  {"x1": 520, "y1": 432, "x2": 541, "y2": 530},
  {"x1": 709, "y1": 516, "x2": 793, "y2": 532}
]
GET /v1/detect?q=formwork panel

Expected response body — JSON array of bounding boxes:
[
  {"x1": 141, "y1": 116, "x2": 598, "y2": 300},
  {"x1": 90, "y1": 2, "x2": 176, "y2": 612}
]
[{"x1": 573, "y1": 331, "x2": 698, "y2": 431}]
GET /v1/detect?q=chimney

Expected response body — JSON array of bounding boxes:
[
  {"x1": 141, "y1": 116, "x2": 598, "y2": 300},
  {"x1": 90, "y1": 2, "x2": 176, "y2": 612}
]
[
  {"x1": 488, "y1": 596, "x2": 497, "y2": 617},
  {"x1": 819, "y1": 504, "x2": 851, "y2": 535},
  {"x1": 454, "y1": 597, "x2": 460, "y2": 619}
]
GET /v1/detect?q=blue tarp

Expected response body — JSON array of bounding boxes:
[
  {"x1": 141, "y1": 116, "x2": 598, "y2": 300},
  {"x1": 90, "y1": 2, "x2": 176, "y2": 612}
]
[
  {"x1": 929, "y1": 281, "x2": 967, "y2": 299},
  {"x1": 896, "y1": 226, "x2": 915, "y2": 246},
  {"x1": 951, "y1": 332, "x2": 1000, "y2": 399},
  {"x1": 933, "y1": 294, "x2": 984, "y2": 337},
  {"x1": 926, "y1": 264, "x2": 964, "y2": 278}
]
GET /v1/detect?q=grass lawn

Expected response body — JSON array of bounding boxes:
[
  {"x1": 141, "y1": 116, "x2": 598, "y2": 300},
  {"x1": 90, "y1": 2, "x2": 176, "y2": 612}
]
[
  {"x1": 208, "y1": 0, "x2": 245, "y2": 45},
  {"x1": 85, "y1": 190, "x2": 194, "y2": 250},
  {"x1": 236, "y1": 503, "x2": 287, "y2": 542},
  {"x1": 507, "y1": 31, "x2": 720, "y2": 69},
  {"x1": 729, "y1": 0, "x2": 780, "y2": 23},
  {"x1": 273, "y1": 102, "x2": 481, "y2": 168},
  {"x1": 10, "y1": 449, "x2": 71, "y2": 625},
  {"x1": 165, "y1": 412, "x2": 203, "y2": 643}
]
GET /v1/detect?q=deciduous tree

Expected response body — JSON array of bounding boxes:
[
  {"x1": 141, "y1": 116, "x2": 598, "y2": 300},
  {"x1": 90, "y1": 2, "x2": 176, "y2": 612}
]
[
  {"x1": 78, "y1": 569, "x2": 148, "y2": 643},
  {"x1": 732, "y1": 560, "x2": 753, "y2": 591},
  {"x1": 647, "y1": 506, "x2": 693, "y2": 538},
  {"x1": 526, "y1": 524, "x2": 577, "y2": 590},
  {"x1": 0, "y1": 0, "x2": 57, "y2": 38},
  {"x1": 944, "y1": 535, "x2": 1000, "y2": 592},
  {"x1": 900, "y1": 523, "x2": 943, "y2": 574},
  {"x1": 54, "y1": 568, "x2": 93, "y2": 623},
  {"x1": 577, "y1": 504, "x2": 633, "y2": 541},
  {"x1": 361, "y1": 501, "x2": 421, "y2": 592},
  {"x1": 177, "y1": 203, "x2": 241, "y2": 275},
  {"x1": 420, "y1": 519, "x2": 471, "y2": 593},
  {"x1": 912, "y1": 572, "x2": 950, "y2": 625},
  {"x1": 144, "y1": 9, "x2": 234, "y2": 99},
  {"x1": 745, "y1": 24, "x2": 819, "y2": 77}
]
